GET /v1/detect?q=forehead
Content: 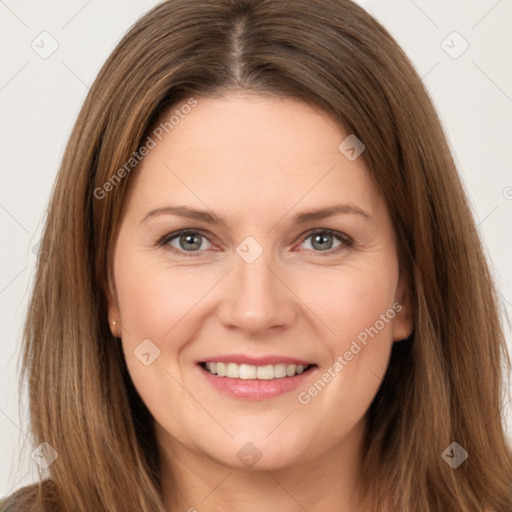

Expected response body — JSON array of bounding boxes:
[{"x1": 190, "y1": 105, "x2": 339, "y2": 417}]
[
  {"x1": 122, "y1": 93, "x2": 382, "y2": 219},
  {"x1": 151, "y1": 93, "x2": 346, "y2": 161}
]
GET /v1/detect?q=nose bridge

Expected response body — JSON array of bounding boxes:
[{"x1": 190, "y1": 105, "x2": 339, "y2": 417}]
[{"x1": 216, "y1": 236, "x2": 297, "y2": 334}]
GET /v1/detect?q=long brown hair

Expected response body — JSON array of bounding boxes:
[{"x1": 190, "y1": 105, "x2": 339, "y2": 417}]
[{"x1": 2, "y1": 0, "x2": 511, "y2": 510}]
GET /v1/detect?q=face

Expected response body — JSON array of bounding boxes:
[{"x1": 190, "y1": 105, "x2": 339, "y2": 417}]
[{"x1": 107, "y1": 93, "x2": 413, "y2": 473}]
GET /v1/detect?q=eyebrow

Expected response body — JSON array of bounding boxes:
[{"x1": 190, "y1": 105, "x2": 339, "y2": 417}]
[{"x1": 141, "y1": 204, "x2": 372, "y2": 225}]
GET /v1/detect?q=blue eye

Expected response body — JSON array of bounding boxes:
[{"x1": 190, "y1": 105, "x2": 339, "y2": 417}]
[
  {"x1": 158, "y1": 229, "x2": 353, "y2": 257},
  {"x1": 162, "y1": 230, "x2": 213, "y2": 255},
  {"x1": 298, "y1": 229, "x2": 353, "y2": 255}
]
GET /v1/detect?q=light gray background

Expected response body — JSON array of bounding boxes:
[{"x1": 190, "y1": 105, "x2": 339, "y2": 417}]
[{"x1": 1, "y1": 0, "x2": 511, "y2": 496}]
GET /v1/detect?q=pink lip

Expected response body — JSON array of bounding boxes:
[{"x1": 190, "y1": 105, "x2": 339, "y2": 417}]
[
  {"x1": 199, "y1": 355, "x2": 314, "y2": 366},
  {"x1": 196, "y1": 363, "x2": 318, "y2": 400}
]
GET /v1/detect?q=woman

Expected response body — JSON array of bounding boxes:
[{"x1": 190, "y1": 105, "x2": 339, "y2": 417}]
[{"x1": 2, "y1": 0, "x2": 511, "y2": 510}]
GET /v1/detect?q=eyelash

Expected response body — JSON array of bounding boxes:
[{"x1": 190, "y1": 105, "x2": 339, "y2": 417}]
[{"x1": 157, "y1": 228, "x2": 354, "y2": 258}]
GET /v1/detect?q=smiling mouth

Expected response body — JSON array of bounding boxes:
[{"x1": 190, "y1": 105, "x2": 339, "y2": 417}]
[{"x1": 199, "y1": 361, "x2": 317, "y2": 380}]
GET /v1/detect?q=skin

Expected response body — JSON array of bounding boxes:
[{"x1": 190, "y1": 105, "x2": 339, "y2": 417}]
[{"x1": 107, "y1": 92, "x2": 414, "y2": 512}]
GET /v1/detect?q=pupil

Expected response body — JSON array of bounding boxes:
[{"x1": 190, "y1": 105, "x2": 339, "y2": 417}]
[
  {"x1": 181, "y1": 233, "x2": 201, "y2": 250},
  {"x1": 312, "y1": 232, "x2": 332, "y2": 250}
]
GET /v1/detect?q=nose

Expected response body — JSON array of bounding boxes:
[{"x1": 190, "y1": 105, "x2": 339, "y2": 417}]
[{"x1": 216, "y1": 243, "x2": 298, "y2": 335}]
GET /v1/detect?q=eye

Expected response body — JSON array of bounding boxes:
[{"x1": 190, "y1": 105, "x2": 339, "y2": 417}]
[
  {"x1": 297, "y1": 229, "x2": 353, "y2": 255},
  {"x1": 159, "y1": 230, "x2": 214, "y2": 256},
  {"x1": 158, "y1": 228, "x2": 353, "y2": 257}
]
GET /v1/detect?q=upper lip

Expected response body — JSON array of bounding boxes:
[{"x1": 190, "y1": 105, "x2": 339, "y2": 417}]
[{"x1": 199, "y1": 355, "x2": 315, "y2": 366}]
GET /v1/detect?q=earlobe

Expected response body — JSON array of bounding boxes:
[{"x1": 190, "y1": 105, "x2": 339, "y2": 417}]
[
  {"x1": 109, "y1": 319, "x2": 120, "y2": 338},
  {"x1": 105, "y1": 275, "x2": 121, "y2": 338},
  {"x1": 392, "y1": 305, "x2": 414, "y2": 342},
  {"x1": 392, "y1": 272, "x2": 415, "y2": 342}
]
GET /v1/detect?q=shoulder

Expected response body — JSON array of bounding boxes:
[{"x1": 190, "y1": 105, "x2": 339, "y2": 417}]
[
  {"x1": 0, "y1": 482, "x2": 41, "y2": 512},
  {"x1": 0, "y1": 480, "x2": 63, "y2": 512}
]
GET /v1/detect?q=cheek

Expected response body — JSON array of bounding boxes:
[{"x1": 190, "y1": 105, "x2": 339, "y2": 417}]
[
  {"x1": 113, "y1": 257, "x2": 208, "y2": 434},
  {"x1": 297, "y1": 259, "x2": 399, "y2": 344},
  {"x1": 292, "y1": 260, "x2": 399, "y2": 412},
  {"x1": 112, "y1": 254, "x2": 225, "y2": 418},
  {"x1": 114, "y1": 253, "x2": 217, "y2": 339}
]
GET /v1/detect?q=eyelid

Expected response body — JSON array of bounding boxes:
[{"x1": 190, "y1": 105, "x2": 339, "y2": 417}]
[
  {"x1": 157, "y1": 228, "x2": 217, "y2": 255},
  {"x1": 158, "y1": 228, "x2": 353, "y2": 257},
  {"x1": 296, "y1": 228, "x2": 353, "y2": 255}
]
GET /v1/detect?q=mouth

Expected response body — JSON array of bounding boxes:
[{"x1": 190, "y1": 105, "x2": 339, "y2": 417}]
[
  {"x1": 197, "y1": 361, "x2": 318, "y2": 400},
  {"x1": 199, "y1": 361, "x2": 316, "y2": 379}
]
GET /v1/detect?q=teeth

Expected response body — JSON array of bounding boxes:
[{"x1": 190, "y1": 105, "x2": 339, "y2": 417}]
[
  {"x1": 226, "y1": 362, "x2": 239, "y2": 378},
  {"x1": 239, "y1": 364, "x2": 257, "y2": 379},
  {"x1": 256, "y1": 364, "x2": 274, "y2": 380},
  {"x1": 203, "y1": 362, "x2": 311, "y2": 379},
  {"x1": 274, "y1": 364, "x2": 287, "y2": 378},
  {"x1": 216, "y1": 362, "x2": 226, "y2": 377}
]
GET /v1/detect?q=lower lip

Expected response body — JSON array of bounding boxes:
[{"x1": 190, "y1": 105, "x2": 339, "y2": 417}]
[{"x1": 197, "y1": 364, "x2": 318, "y2": 400}]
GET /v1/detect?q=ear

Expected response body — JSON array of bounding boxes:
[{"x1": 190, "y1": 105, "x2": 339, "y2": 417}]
[
  {"x1": 392, "y1": 271, "x2": 415, "y2": 342},
  {"x1": 105, "y1": 272, "x2": 122, "y2": 338}
]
